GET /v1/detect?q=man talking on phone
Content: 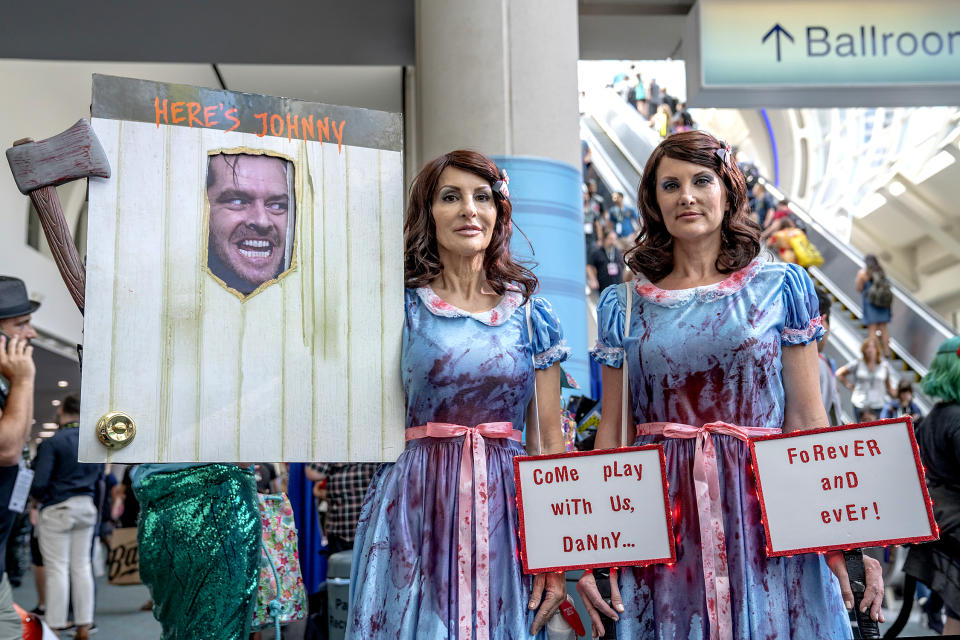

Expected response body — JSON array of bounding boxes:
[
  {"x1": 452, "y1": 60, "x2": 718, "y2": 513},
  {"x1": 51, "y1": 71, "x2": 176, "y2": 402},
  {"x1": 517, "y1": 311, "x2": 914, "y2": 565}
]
[{"x1": 0, "y1": 275, "x2": 38, "y2": 638}]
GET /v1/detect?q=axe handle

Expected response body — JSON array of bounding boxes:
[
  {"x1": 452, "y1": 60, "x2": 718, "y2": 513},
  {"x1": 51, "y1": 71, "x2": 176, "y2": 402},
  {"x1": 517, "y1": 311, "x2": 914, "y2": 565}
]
[
  {"x1": 844, "y1": 549, "x2": 880, "y2": 639},
  {"x1": 29, "y1": 185, "x2": 85, "y2": 314}
]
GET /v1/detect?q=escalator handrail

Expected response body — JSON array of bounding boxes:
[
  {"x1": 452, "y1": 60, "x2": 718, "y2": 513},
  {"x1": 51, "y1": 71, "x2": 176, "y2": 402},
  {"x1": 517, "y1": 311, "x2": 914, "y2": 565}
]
[
  {"x1": 587, "y1": 114, "x2": 647, "y2": 179},
  {"x1": 762, "y1": 180, "x2": 955, "y2": 340},
  {"x1": 824, "y1": 297, "x2": 935, "y2": 417},
  {"x1": 585, "y1": 90, "x2": 660, "y2": 176},
  {"x1": 579, "y1": 119, "x2": 639, "y2": 207},
  {"x1": 761, "y1": 182, "x2": 956, "y2": 377}
]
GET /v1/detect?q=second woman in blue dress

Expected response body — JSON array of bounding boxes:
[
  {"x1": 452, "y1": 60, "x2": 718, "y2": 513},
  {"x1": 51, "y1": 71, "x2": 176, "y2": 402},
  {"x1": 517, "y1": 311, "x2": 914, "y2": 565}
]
[{"x1": 576, "y1": 131, "x2": 885, "y2": 639}]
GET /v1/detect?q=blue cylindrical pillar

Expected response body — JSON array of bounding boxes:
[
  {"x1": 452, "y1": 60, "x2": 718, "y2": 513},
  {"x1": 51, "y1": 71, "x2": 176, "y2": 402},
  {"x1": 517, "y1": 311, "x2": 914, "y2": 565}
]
[{"x1": 495, "y1": 156, "x2": 588, "y2": 393}]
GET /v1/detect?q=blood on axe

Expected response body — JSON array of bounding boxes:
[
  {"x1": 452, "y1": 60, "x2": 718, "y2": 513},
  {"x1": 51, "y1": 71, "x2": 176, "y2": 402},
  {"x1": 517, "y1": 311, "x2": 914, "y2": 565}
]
[{"x1": 6, "y1": 119, "x2": 110, "y2": 315}]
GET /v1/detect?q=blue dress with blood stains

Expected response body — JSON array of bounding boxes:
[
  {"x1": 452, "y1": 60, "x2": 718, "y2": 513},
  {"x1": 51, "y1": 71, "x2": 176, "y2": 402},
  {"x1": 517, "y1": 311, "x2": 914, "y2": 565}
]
[
  {"x1": 592, "y1": 255, "x2": 850, "y2": 639},
  {"x1": 348, "y1": 287, "x2": 570, "y2": 639}
]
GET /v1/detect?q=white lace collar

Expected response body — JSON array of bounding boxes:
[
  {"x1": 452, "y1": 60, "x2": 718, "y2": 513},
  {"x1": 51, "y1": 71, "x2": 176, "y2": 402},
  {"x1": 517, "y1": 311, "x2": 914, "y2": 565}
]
[
  {"x1": 415, "y1": 287, "x2": 524, "y2": 326},
  {"x1": 633, "y1": 255, "x2": 766, "y2": 308}
]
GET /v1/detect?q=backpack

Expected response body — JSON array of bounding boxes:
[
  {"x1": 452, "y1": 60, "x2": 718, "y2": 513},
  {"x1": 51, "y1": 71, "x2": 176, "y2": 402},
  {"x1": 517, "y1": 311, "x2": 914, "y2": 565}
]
[
  {"x1": 738, "y1": 161, "x2": 760, "y2": 190},
  {"x1": 867, "y1": 273, "x2": 893, "y2": 308}
]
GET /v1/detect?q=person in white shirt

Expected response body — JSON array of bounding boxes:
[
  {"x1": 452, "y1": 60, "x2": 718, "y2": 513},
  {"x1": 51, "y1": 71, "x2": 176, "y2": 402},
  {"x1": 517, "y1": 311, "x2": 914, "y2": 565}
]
[{"x1": 836, "y1": 336, "x2": 896, "y2": 422}]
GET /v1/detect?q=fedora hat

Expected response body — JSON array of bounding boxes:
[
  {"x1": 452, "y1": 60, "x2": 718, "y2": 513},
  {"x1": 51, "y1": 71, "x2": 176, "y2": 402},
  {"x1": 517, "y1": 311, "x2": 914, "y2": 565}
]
[{"x1": 0, "y1": 277, "x2": 40, "y2": 320}]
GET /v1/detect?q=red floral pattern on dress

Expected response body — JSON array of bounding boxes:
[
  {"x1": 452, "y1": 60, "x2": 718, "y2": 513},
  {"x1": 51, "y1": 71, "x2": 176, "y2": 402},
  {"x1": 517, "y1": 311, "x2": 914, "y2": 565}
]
[
  {"x1": 633, "y1": 255, "x2": 766, "y2": 307},
  {"x1": 781, "y1": 315, "x2": 824, "y2": 344},
  {"x1": 416, "y1": 287, "x2": 524, "y2": 326}
]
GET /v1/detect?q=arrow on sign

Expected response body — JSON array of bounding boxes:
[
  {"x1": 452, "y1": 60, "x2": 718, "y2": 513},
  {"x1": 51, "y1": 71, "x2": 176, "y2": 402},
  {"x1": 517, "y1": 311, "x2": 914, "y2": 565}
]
[{"x1": 762, "y1": 23, "x2": 795, "y2": 62}]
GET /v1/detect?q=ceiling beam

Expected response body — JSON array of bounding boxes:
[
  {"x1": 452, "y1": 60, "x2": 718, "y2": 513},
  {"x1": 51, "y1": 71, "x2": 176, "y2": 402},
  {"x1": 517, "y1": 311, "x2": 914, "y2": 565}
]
[
  {"x1": 850, "y1": 222, "x2": 919, "y2": 289},
  {"x1": 916, "y1": 251, "x2": 960, "y2": 276},
  {"x1": 578, "y1": 1, "x2": 693, "y2": 16},
  {"x1": 894, "y1": 171, "x2": 959, "y2": 228},
  {"x1": 881, "y1": 182, "x2": 960, "y2": 260},
  {"x1": 913, "y1": 263, "x2": 960, "y2": 307}
]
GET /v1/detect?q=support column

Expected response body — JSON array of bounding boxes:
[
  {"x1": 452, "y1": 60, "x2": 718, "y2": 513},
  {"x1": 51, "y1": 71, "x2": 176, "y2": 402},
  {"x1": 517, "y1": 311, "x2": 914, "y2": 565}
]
[{"x1": 414, "y1": 0, "x2": 589, "y2": 391}]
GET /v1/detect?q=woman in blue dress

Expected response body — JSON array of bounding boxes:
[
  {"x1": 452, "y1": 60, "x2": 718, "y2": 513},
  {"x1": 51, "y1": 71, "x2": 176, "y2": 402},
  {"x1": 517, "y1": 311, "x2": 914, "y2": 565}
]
[
  {"x1": 576, "y1": 131, "x2": 884, "y2": 639},
  {"x1": 349, "y1": 150, "x2": 569, "y2": 639}
]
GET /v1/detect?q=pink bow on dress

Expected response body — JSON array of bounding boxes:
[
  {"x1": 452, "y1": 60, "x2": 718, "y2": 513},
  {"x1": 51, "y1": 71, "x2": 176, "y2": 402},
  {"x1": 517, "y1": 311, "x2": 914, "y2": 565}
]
[
  {"x1": 636, "y1": 421, "x2": 780, "y2": 640},
  {"x1": 406, "y1": 421, "x2": 522, "y2": 640}
]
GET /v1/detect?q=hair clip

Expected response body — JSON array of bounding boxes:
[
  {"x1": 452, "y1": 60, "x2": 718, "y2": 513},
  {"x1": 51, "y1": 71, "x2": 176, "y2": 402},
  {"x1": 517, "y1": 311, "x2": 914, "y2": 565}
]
[
  {"x1": 716, "y1": 144, "x2": 732, "y2": 167},
  {"x1": 937, "y1": 344, "x2": 960, "y2": 356},
  {"x1": 493, "y1": 169, "x2": 510, "y2": 201}
]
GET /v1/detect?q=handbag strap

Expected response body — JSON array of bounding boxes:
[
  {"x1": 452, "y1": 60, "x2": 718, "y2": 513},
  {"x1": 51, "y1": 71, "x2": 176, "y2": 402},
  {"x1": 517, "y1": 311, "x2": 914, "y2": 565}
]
[
  {"x1": 261, "y1": 537, "x2": 284, "y2": 638},
  {"x1": 621, "y1": 285, "x2": 632, "y2": 448},
  {"x1": 525, "y1": 300, "x2": 542, "y2": 455}
]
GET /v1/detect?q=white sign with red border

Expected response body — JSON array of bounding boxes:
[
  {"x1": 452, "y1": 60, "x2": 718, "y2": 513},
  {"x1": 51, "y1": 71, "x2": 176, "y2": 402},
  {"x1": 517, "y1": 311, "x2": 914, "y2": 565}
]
[
  {"x1": 514, "y1": 445, "x2": 675, "y2": 573},
  {"x1": 750, "y1": 417, "x2": 938, "y2": 556}
]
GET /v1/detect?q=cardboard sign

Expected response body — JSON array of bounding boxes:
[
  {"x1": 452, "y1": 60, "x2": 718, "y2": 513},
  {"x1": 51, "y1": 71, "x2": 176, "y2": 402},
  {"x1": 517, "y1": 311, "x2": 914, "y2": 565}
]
[
  {"x1": 750, "y1": 418, "x2": 938, "y2": 556},
  {"x1": 106, "y1": 527, "x2": 141, "y2": 585},
  {"x1": 80, "y1": 75, "x2": 405, "y2": 462},
  {"x1": 514, "y1": 446, "x2": 675, "y2": 573}
]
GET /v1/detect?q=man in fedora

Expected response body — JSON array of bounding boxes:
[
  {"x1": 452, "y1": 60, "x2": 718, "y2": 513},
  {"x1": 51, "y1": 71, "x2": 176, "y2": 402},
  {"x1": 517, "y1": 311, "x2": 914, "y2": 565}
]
[{"x1": 0, "y1": 275, "x2": 38, "y2": 638}]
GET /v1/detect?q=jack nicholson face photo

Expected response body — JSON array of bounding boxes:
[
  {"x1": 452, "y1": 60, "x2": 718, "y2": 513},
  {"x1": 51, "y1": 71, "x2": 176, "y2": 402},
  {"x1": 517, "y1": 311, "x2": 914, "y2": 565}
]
[{"x1": 206, "y1": 153, "x2": 295, "y2": 295}]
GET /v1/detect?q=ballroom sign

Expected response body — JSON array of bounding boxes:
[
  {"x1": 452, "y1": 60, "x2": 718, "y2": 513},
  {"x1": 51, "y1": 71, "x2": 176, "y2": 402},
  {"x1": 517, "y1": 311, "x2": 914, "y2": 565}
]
[{"x1": 684, "y1": 0, "x2": 960, "y2": 107}]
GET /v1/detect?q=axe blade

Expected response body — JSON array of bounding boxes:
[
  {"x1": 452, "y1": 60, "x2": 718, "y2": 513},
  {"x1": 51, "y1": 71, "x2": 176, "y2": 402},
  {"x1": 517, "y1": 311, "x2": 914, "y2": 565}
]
[{"x1": 6, "y1": 118, "x2": 110, "y2": 195}]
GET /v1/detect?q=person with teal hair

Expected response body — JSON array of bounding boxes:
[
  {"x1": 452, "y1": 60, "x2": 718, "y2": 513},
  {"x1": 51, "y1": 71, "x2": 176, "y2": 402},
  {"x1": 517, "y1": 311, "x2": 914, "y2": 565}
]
[
  {"x1": 920, "y1": 336, "x2": 960, "y2": 404},
  {"x1": 904, "y1": 335, "x2": 960, "y2": 637}
]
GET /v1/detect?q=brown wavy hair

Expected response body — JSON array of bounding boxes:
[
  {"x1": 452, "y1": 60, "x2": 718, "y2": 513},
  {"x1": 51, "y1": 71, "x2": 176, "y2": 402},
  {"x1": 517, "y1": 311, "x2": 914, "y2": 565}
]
[
  {"x1": 404, "y1": 150, "x2": 538, "y2": 300},
  {"x1": 860, "y1": 335, "x2": 882, "y2": 366},
  {"x1": 625, "y1": 130, "x2": 761, "y2": 283}
]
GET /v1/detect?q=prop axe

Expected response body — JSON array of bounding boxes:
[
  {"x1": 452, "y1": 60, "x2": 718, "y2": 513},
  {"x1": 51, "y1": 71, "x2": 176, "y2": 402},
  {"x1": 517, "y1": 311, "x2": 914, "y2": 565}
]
[{"x1": 6, "y1": 119, "x2": 110, "y2": 314}]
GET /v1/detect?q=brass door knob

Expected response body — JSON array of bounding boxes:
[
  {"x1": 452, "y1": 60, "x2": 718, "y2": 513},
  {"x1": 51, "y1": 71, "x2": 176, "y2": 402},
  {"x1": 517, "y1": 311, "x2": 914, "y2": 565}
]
[{"x1": 96, "y1": 411, "x2": 136, "y2": 449}]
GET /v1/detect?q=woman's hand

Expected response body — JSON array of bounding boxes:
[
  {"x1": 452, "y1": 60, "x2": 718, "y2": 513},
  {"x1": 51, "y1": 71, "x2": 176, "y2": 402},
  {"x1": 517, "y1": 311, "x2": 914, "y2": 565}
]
[
  {"x1": 825, "y1": 551, "x2": 885, "y2": 622},
  {"x1": 528, "y1": 571, "x2": 567, "y2": 634},
  {"x1": 576, "y1": 568, "x2": 622, "y2": 637}
]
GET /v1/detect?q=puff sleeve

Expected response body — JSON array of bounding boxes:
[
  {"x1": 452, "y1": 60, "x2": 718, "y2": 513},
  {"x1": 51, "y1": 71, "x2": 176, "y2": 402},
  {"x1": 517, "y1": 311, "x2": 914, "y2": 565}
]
[
  {"x1": 529, "y1": 296, "x2": 570, "y2": 369},
  {"x1": 590, "y1": 284, "x2": 626, "y2": 368},
  {"x1": 780, "y1": 263, "x2": 825, "y2": 346}
]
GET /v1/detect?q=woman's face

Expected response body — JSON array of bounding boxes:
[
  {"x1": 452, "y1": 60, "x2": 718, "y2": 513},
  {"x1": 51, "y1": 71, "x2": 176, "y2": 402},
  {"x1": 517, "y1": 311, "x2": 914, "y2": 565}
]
[
  {"x1": 431, "y1": 166, "x2": 497, "y2": 259},
  {"x1": 654, "y1": 156, "x2": 727, "y2": 243},
  {"x1": 864, "y1": 341, "x2": 878, "y2": 362}
]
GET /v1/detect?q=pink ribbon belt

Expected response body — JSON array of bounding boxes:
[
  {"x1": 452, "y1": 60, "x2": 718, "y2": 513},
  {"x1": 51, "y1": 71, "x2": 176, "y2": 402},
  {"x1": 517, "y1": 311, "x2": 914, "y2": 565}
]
[
  {"x1": 406, "y1": 421, "x2": 522, "y2": 640},
  {"x1": 636, "y1": 421, "x2": 780, "y2": 640}
]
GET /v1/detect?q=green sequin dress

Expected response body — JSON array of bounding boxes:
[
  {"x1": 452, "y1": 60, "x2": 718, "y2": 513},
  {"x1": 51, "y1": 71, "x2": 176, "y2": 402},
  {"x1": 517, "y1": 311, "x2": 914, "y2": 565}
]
[{"x1": 134, "y1": 463, "x2": 260, "y2": 640}]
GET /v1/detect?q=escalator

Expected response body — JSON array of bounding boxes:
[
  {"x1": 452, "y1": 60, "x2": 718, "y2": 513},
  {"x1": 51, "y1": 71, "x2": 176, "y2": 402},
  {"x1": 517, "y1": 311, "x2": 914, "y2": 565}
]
[
  {"x1": 582, "y1": 89, "x2": 958, "y2": 415},
  {"x1": 579, "y1": 91, "x2": 656, "y2": 208}
]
